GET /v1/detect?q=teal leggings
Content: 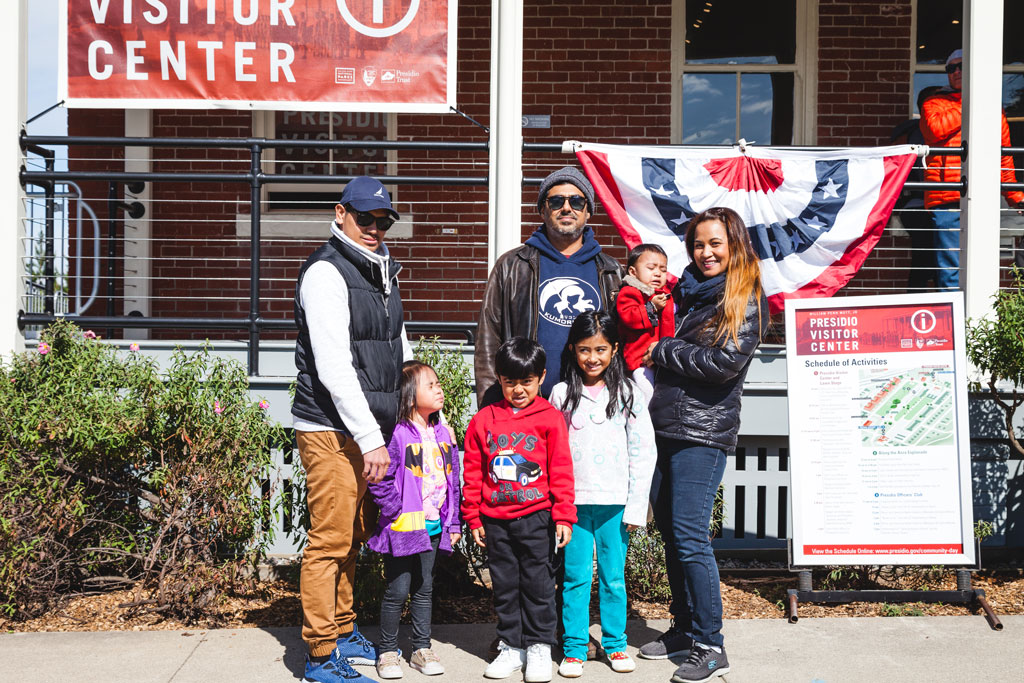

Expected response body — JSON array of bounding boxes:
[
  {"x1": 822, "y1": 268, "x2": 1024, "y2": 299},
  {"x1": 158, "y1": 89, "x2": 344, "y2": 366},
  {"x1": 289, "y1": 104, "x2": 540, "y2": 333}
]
[{"x1": 561, "y1": 505, "x2": 629, "y2": 659}]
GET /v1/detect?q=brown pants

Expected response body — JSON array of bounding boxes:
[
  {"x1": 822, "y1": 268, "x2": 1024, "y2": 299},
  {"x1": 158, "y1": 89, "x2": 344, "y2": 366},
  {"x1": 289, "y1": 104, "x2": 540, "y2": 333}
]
[{"x1": 297, "y1": 430, "x2": 378, "y2": 657}]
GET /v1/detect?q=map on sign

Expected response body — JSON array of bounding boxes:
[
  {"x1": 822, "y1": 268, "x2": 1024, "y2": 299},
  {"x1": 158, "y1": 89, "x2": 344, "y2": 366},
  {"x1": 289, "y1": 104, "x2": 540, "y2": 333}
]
[{"x1": 856, "y1": 365, "x2": 954, "y2": 447}]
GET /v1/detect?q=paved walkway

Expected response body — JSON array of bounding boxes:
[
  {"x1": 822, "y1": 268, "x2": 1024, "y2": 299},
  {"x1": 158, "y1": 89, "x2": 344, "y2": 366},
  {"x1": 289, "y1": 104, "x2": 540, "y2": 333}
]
[{"x1": 1, "y1": 616, "x2": 1019, "y2": 682}]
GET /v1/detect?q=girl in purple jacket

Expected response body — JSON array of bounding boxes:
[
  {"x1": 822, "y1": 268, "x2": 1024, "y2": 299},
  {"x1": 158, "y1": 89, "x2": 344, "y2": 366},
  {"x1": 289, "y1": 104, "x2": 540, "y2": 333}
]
[{"x1": 367, "y1": 361, "x2": 462, "y2": 679}]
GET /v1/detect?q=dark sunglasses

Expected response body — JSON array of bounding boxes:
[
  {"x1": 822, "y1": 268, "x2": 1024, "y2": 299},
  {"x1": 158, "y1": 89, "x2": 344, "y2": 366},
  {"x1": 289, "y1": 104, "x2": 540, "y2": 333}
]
[
  {"x1": 545, "y1": 194, "x2": 588, "y2": 212},
  {"x1": 349, "y1": 207, "x2": 395, "y2": 231},
  {"x1": 945, "y1": 62, "x2": 963, "y2": 74}
]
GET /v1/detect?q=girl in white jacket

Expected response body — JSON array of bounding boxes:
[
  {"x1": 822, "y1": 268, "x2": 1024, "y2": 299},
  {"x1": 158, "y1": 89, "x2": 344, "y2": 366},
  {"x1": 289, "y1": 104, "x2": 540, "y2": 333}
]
[{"x1": 548, "y1": 311, "x2": 657, "y2": 678}]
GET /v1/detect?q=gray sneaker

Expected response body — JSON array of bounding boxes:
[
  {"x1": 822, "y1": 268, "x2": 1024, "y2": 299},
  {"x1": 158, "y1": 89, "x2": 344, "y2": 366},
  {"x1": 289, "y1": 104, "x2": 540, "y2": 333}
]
[
  {"x1": 670, "y1": 645, "x2": 729, "y2": 683},
  {"x1": 410, "y1": 648, "x2": 444, "y2": 676},
  {"x1": 637, "y1": 621, "x2": 692, "y2": 660}
]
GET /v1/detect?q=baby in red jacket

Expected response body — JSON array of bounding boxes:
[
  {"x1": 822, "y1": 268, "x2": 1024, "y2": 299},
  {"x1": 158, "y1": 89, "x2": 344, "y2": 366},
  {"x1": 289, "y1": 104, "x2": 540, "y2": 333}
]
[{"x1": 616, "y1": 244, "x2": 675, "y2": 401}]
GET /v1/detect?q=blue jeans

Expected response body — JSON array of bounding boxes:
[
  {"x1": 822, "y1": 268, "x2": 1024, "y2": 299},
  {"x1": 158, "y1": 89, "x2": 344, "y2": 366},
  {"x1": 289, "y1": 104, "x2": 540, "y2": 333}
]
[
  {"x1": 930, "y1": 206, "x2": 960, "y2": 291},
  {"x1": 651, "y1": 438, "x2": 726, "y2": 649},
  {"x1": 561, "y1": 505, "x2": 629, "y2": 659}
]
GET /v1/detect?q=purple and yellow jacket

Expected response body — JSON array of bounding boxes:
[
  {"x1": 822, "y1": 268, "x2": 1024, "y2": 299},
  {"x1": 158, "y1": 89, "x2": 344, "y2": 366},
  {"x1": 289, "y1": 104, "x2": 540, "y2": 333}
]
[{"x1": 366, "y1": 420, "x2": 462, "y2": 557}]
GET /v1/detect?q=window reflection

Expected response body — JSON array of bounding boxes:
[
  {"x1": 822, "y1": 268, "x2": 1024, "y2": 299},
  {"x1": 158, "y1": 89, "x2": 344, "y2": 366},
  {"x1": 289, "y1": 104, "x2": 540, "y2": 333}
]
[
  {"x1": 685, "y1": 0, "x2": 795, "y2": 65},
  {"x1": 682, "y1": 73, "x2": 736, "y2": 144},
  {"x1": 741, "y1": 74, "x2": 794, "y2": 145},
  {"x1": 915, "y1": 0, "x2": 961, "y2": 64},
  {"x1": 682, "y1": 73, "x2": 794, "y2": 145}
]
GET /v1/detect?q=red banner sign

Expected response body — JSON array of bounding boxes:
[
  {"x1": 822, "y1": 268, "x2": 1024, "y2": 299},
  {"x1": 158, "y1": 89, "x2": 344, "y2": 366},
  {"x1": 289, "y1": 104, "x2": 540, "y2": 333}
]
[
  {"x1": 793, "y1": 303, "x2": 955, "y2": 356},
  {"x1": 60, "y1": 0, "x2": 456, "y2": 111}
]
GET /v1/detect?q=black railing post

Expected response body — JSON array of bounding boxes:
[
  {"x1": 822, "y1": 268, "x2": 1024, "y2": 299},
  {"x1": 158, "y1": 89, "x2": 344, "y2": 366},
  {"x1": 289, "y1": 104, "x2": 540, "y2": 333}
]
[
  {"x1": 43, "y1": 154, "x2": 55, "y2": 315},
  {"x1": 106, "y1": 181, "x2": 119, "y2": 337},
  {"x1": 248, "y1": 144, "x2": 263, "y2": 376}
]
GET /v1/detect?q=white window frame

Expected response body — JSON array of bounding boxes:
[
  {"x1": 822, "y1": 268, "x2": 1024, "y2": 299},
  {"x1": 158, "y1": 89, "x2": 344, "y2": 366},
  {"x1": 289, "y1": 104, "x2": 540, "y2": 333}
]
[
  {"x1": 241, "y1": 112, "x2": 410, "y2": 239},
  {"x1": 910, "y1": 1, "x2": 1024, "y2": 115},
  {"x1": 670, "y1": 0, "x2": 818, "y2": 145}
]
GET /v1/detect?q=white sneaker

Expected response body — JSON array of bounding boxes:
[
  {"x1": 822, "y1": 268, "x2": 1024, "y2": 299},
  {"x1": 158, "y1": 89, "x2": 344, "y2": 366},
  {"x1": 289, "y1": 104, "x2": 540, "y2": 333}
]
[
  {"x1": 558, "y1": 656, "x2": 584, "y2": 678},
  {"x1": 525, "y1": 643, "x2": 553, "y2": 683},
  {"x1": 484, "y1": 641, "x2": 525, "y2": 679},
  {"x1": 410, "y1": 648, "x2": 444, "y2": 676},
  {"x1": 375, "y1": 651, "x2": 403, "y2": 679},
  {"x1": 607, "y1": 651, "x2": 636, "y2": 673}
]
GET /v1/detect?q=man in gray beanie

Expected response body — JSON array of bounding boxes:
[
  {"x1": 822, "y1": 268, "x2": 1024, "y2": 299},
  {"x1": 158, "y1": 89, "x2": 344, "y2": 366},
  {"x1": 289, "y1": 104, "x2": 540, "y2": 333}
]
[{"x1": 475, "y1": 166, "x2": 621, "y2": 406}]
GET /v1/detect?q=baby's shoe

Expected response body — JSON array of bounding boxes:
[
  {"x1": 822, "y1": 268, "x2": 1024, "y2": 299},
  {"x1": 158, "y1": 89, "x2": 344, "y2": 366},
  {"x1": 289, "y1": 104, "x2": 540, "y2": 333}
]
[
  {"x1": 484, "y1": 640, "x2": 525, "y2": 679},
  {"x1": 525, "y1": 643, "x2": 553, "y2": 683}
]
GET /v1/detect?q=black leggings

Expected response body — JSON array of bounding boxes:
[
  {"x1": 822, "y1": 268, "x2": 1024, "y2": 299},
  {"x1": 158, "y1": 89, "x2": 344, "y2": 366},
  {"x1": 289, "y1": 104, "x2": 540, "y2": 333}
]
[{"x1": 378, "y1": 534, "x2": 440, "y2": 653}]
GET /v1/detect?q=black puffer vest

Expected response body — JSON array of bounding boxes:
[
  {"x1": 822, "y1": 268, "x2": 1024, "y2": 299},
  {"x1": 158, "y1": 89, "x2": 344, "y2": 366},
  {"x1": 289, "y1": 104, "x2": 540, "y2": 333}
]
[{"x1": 292, "y1": 235, "x2": 405, "y2": 441}]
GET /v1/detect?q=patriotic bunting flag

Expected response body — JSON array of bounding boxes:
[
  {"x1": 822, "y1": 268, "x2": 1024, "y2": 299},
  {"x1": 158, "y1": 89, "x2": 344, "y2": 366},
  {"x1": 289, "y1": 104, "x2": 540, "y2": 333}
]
[{"x1": 573, "y1": 142, "x2": 919, "y2": 313}]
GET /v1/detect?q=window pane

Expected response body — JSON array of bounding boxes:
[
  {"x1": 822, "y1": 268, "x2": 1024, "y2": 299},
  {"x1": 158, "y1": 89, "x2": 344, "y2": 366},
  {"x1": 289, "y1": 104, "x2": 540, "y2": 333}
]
[
  {"x1": 1004, "y1": 74, "x2": 1024, "y2": 176},
  {"x1": 274, "y1": 111, "x2": 331, "y2": 176},
  {"x1": 685, "y1": 0, "x2": 795, "y2": 65},
  {"x1": 1006, "y1": 2, "x2": 1024, "y2": 65},
  {"x1": 740, "y1": 73, "x2": 794, "y2": 145},
  {"x1": 915, "y1": 0, "x2": 961, "y2": 65},
  {"x1": 330, "y1": 112, "x2": 389, "y2": 177},
  {"x1": 682, "y1": 73, "x2": 737, "y2": 144},
  {"x1": 913, "y1": 72, "x2": 951, "y2": 114}
]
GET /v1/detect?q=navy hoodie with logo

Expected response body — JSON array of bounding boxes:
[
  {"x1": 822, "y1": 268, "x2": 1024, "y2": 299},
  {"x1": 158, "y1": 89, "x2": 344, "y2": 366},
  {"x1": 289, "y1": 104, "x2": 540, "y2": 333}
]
[{"x1": 526, "y1": 226, "x2": 604, "y2": 396}]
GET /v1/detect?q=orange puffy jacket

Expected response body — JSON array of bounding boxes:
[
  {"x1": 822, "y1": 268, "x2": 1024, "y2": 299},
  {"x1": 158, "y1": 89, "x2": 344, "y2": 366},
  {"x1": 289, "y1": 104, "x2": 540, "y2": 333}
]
[{"x1": 919, "y1": 89, "x2": 1023, "y2": 209}]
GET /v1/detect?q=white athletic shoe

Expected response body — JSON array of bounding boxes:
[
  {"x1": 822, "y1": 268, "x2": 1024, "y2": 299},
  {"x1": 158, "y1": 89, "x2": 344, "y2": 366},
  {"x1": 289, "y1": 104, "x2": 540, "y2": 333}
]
[
  {"x1": 484, "y1": 641, "x2": 525, "y2": 679},
  {"x1": 558, "y1": 656, "x2": 584, "y2": 678},
  {"x1": 525, "y1": 643, "x2": 553, "y2": 683},
  {"x1": 608, "y1": 651, "x2": 637, "y2": 673}
]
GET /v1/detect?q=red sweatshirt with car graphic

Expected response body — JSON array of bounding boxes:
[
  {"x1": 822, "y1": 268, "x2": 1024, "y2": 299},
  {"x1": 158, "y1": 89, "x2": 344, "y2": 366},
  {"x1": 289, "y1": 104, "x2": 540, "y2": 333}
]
[{"x1": 461, "y1": 397, "x2": 576, "y2": 530}]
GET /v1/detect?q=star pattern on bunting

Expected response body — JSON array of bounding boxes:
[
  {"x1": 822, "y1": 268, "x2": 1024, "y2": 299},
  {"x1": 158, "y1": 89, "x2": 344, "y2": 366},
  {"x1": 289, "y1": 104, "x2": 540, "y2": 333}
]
[{"x1": 821, "y1": 178, "x2": 843, "y2": 199}]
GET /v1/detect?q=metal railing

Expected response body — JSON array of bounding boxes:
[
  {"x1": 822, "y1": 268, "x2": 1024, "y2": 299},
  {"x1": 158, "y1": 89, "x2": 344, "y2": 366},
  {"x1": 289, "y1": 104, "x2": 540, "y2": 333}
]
[
  {"x1": 18, "y1": 134, "x2": 1024, "y2": 377},
  {"x1": 19, "y1": 133, "x2": 491, "y2": 373}
]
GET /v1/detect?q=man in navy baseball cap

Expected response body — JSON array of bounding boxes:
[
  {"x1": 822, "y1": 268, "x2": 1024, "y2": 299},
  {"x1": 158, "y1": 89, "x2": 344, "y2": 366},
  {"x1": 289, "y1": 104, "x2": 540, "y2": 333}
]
[
  {"x1": 339, "y1": 175, "x2": 400, "y2": 221},
  {"x1": 293, "y1": 174, "x2": 411, "y2": 683},
  {"x1": 334, "y1": 176, "x2": 400, "y2": 253}
]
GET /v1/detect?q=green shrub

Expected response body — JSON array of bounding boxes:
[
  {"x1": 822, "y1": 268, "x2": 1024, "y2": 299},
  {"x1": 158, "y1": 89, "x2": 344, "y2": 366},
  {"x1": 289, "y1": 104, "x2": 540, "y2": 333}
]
[
  {"x1": 412, "y1": 336, "x2": 473, "y2": 446},
  {"x1": 0, "y1": 320, "x2": 284, "y2": 621},
  {"x1": 967, "y1": 267, "x2": 1024, "y2": 457},
  {"x1": 625, "y1": 522, "x2": 673, "y2": 602}
]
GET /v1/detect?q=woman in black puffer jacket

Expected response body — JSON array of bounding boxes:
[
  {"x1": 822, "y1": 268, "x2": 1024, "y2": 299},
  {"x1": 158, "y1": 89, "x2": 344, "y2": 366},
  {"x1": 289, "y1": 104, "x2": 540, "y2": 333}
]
[{"x1": 637, "y1": 207, "x2": 767, "y2": 683}]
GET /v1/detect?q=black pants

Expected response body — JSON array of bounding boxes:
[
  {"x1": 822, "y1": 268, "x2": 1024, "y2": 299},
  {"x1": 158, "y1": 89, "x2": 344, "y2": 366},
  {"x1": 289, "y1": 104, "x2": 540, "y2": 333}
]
[
  {"x1": 484, "y1": 510, "x2": 557, "y2": 648},
  {"x1": 379, "y1": 534, "x2": 440, "y2": 653}
]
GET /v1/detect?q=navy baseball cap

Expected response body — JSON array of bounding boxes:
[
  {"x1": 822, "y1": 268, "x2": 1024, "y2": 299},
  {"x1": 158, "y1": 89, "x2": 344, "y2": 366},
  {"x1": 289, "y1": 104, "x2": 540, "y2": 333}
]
[{"x1": 339, "y1": 176, "x2": 400, "y2": 220}]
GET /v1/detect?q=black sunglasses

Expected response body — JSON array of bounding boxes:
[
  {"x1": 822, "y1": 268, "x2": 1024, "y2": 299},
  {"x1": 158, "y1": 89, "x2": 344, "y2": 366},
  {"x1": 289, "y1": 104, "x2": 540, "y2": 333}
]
[
  {"x1": 545, "y1": 194, "x2": 588, "y2": 212},
  {"x1": 945, "y1": 62, "x2": 962, "y2": 74},
  {"x1": 348, "y1": 207, "x2": 395, "y2": 231}
]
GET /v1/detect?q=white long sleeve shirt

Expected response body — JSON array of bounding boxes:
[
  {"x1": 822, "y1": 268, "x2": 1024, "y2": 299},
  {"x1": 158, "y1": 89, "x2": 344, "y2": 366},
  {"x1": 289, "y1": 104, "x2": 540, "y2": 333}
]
[
  {"x1": 293, "y1": 222, "x2": 413, "y2": 453},
  {"x1": 548, "y1": 380, "x2": 657, "y2": 527}
]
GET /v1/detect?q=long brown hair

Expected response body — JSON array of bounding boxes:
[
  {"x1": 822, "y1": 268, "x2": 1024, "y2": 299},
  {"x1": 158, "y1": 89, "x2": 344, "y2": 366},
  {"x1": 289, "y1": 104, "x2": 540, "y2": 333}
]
[
  {"x1": 684, "y1": 207, "x2": 764, "y2": 347},
  {"x1": 397, "y1": 361, "x2": 440, "y2": 426}
]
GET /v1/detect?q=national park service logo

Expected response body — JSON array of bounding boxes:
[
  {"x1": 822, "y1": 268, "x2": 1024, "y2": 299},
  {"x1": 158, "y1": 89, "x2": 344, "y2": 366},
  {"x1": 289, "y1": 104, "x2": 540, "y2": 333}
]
[{"x1": 362, "y1": 67, "x2": 377, "y2": 86}]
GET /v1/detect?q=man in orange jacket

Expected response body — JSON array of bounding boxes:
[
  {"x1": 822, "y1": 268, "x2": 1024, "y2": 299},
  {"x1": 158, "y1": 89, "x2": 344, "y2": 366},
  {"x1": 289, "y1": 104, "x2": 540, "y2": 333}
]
[{"x1": 919, "y1": 48, "x2": 1024, "y2": 290}]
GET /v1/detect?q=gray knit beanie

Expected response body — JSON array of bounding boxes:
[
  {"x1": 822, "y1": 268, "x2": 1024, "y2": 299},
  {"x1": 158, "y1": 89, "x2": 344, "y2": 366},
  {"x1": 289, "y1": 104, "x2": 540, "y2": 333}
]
[{"x1": 536, "y1": 166, "x2": 595, "y2": 214}]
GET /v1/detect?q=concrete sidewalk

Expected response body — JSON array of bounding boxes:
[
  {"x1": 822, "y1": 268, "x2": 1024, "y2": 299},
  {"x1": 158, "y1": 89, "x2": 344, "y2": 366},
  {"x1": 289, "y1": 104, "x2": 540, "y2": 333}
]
[{"x1": 0, "y1": 616, "x2": 1019, "y2": 683}]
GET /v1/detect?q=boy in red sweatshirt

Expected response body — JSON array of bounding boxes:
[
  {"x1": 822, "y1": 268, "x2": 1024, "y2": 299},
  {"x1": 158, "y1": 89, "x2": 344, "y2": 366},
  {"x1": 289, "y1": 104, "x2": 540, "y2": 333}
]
[{"x1": 462, "y1": 337, "x2": 576, "y2": 682}]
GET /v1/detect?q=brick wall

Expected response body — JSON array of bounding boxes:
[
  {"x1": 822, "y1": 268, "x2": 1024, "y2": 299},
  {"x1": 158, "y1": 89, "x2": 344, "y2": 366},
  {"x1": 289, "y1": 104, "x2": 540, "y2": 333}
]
[
  {"x1": 66, "y1": 0, "x2": 943, "y2": 342},
  {"x1": 817, "y1": 0, "x2": 917, "y2": 298}
]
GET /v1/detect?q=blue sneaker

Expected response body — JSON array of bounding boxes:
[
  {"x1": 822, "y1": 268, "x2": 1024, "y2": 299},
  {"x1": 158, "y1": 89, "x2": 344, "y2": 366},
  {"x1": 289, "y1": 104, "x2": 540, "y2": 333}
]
[
  {"x1": 304, "y1": 648, "x2": 370, "y2": 683},
  {"x1": 335, "y1": 624, "x2": 381, "y2": 666}
]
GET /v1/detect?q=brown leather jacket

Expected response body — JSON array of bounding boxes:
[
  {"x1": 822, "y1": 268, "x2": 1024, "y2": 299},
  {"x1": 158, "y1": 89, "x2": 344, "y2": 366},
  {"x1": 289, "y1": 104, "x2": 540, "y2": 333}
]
[{"x1": 474, "y1": 241, "x2": 622, "y2": 407}]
